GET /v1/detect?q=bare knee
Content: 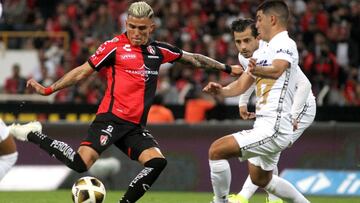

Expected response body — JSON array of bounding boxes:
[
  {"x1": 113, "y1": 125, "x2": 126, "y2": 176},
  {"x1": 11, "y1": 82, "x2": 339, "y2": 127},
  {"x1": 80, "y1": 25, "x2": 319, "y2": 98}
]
[
  {"x1": 78, "y1": 146, "x2": 99, "y2": 169},
  {"x1": 209, "y1": 142, "x2": 224, "y2": 160},
  {"x1": 250, "y1": 171, "x2": 272, "y2": 188},
  {"x1": 209, "y1": 136, "x2": 241, "y2": 160}
]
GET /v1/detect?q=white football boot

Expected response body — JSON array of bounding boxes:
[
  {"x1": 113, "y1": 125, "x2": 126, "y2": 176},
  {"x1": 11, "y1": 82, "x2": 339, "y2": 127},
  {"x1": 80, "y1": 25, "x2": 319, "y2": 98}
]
[{"x1": 9, "y1": 121, "x2": 42, "y2": 141}]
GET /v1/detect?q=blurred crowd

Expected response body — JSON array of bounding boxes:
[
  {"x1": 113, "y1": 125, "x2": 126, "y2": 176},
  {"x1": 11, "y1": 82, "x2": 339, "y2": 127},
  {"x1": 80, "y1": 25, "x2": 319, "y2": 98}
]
[{"x1": 1, "y1": 0, "x2": 360, "y2": 107}]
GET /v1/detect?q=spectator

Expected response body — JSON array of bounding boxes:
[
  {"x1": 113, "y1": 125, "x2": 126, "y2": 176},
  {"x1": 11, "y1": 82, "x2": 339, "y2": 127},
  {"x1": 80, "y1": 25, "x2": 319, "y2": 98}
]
[
  {"x1": 304, "y1": 32, "x2": 339, "y2": 95},
  {"x1": 184, "y1": 89, "x2": 216, "y2": 123},
  {"x1": 147, "y1": 95, "x2": 175, "y2": 124},
  {"x1": 1, "y1": 0, "x2": 359, "y2": 106},
  {"x1": 4, "y1": 64, "x2": 27, "y2": 94}
]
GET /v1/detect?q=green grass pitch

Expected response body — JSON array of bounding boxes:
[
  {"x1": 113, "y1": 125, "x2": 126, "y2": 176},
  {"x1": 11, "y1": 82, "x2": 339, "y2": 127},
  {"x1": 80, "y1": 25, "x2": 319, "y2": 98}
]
[{"x1": 0, "y1": 190, "x2": 359, "y2": 203}]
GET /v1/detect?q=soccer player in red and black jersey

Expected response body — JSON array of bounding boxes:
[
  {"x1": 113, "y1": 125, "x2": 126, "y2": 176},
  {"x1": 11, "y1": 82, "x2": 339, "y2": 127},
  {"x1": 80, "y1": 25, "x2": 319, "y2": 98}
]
[{"x1": 13, "y1": 2, "x2": 241, "y2": 203}]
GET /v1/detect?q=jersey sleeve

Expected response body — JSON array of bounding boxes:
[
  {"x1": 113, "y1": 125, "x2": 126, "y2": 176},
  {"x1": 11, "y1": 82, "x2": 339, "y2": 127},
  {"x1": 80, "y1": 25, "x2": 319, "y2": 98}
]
[
  {"x1": 88, "y1": 38, "x2": 117, "y2": 71},
  {"x1": 291, "y1": 67, "x2": 311, "y2": 120},
  {"x1": 156, "y1": 42, "x2": 183, "y2": 64},
  {"x1": 238, "y1": 53, "x2": 248, "y2": 71},
  {"x1": 238, "y1": 84, "x2": 255, "y2": 107},
  {"x1": 271, "y1": 40, "x2": 298, "y2": 64}
]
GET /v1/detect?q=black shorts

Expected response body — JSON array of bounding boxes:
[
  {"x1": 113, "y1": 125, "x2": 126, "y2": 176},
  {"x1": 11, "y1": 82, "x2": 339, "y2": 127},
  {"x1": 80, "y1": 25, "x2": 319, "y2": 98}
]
[{"x1": 81, "y1": 113, "x2": 159, "y2": 160}]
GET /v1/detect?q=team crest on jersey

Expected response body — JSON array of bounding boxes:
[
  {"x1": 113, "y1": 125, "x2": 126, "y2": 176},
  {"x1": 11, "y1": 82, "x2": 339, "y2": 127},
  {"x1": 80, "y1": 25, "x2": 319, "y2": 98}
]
[
  {"x1": 147, "y1": 46, "x2": 155, "y2": 55},
  {"x1": 100, "y1": 135, "x2": 109, "y2": 146}
]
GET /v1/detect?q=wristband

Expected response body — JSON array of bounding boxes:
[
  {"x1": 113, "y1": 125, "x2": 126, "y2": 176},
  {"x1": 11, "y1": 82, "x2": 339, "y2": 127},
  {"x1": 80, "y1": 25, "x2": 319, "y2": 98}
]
[
  {"x1": 223, "y1": 64, "x2": 232, "y2": 74},
  {"x1": 44, "y1": 87, "x2": 53, "y2": 95}
]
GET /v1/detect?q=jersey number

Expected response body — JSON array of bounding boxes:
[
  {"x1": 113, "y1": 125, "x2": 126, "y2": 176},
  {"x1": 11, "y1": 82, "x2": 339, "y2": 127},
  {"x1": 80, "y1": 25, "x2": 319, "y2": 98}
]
[{"x1": 255, "y1": 78, "x2": 276, "y2": 109}]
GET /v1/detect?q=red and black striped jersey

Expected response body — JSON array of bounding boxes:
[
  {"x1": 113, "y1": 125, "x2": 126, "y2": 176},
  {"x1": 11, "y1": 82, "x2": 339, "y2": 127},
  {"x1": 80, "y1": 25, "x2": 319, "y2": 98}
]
[{"x1": 88, "y1": 33, "x2": 182, "y2": 126}]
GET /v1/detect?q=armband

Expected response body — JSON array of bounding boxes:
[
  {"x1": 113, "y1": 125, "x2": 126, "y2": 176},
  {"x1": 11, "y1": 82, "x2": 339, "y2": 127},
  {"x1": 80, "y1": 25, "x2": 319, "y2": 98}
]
[
  {"x1": 223, "y1": 64, "x2": 232, "y2": 74},
  {"x1": 44, "y1": 87, "x2": 54, "y2": 95}
]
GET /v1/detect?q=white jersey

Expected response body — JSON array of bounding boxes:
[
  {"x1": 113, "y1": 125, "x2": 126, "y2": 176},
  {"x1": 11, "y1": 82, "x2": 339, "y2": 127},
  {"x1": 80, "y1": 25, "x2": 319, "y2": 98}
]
[
  {"x1": 0, "y1": 3, "x2": 2, "y2": 19},
  {"x1": 238, "y1": 59, "x2": 315, "y2": 118},
  {"x1": 238, "y1": 54, "x2": 248, "y2": 71},
  {"x1": 237, "y1": 41, "x2": 268, "y2": 107},
  {"x1": 250, "y1": 31, "x2": 299, "y2": 134}
]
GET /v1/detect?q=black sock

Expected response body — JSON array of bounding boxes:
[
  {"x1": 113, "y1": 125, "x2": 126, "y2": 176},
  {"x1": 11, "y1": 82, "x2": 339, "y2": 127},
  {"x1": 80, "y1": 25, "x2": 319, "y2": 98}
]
[
  {"x1": 28, "y1": 132, "x2": 87, "y2": 173},
  {"x1": 119, "y1": 158, "x2": 167, "y2": 203}
]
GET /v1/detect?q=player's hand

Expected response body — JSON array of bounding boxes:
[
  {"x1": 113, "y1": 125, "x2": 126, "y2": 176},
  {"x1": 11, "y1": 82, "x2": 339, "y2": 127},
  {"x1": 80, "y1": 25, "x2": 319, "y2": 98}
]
[
  {"x1": 230, "y1": 65, "x2": 243, "y2": 76},
  {"x1": 248, "y1": 58, "x2": 257, "y2": 73},
  {"x1": 203, "y1": 82, "x2": 222, "y2": 95},
  {"x1": 27, "y1": 78, "x2": 47, "y2": 95},
  {"x1": 239, "y1": 106, "x2": 255, "y2": 120},
  {"x1": 292, "y1": 119, "x2": 298, "y2": 131}
]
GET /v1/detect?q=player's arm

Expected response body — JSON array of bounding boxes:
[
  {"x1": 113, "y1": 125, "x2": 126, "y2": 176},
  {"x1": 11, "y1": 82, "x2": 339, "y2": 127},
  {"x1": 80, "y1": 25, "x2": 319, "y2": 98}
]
[
  {"x1": 179, "y1": 51, "x2": 243, "y2": 76},
  {"x1": 203, "y1": 72, "x2": 254, "y2": 97},
  {"x1": 238, "y1": 84, "x2": 256, "y2": 120},
  {"x1": 27, "y1": 62, "x2": 95, "y2": 96},
  {"x1": 248, "y1": 58, "x2": 289, "y2": 79},
  {"x1": 291, "y1": 69, "x2": 312, "y2": 130}
]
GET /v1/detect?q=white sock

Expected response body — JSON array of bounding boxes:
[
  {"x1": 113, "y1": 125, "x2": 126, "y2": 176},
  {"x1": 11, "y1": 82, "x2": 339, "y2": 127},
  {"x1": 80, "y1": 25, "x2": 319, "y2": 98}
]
[
  {"x1": 209, "y1": 159, "x2": 231, "y2": 203},
  {"x1": 264, "y1": 175, "x2": 310, "y2": 203},
  {"x1": 0, "y1": 119, "x2": 9, "y2": 140},
  {"x1": 267, "y1": 166, "x2": 282, "y2": 201},
  {"x1": 0, "y1": 152, "x2": 18, "y2": 181},
  {"x1": 238, "y1": 175, "x2": 257, "y2": 200}
]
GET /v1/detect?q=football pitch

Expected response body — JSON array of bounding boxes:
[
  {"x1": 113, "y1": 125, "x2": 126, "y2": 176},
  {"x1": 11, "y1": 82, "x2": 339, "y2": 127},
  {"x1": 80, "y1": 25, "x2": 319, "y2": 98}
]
[{"x1": 0, "y1": 190, "x2": 359, "y2": 203}]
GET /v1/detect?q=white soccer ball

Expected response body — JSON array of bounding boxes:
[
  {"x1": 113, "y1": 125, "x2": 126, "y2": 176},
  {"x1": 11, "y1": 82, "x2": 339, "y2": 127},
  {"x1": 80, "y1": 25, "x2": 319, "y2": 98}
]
[{"x1": 71, "y1": 176, "x2": 106, "y2": 203}]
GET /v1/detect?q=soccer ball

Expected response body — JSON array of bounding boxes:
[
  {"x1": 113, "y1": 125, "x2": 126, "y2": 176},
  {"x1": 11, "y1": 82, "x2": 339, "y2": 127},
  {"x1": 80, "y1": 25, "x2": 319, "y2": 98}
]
[{"x1": 71, "y1": 176, "x2": 106, "y2": 203}]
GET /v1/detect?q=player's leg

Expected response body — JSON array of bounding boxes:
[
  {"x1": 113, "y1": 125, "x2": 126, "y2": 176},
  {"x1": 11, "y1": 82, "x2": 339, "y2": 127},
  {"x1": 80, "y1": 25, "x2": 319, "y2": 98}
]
[
  {"x1": 233, "y1": 103, "x2": 316, "y2": 203},
  {"x1": 10, "y1": 121, "x2": 95, "y2": 172},
  {"x1": 209, "y1": 134, "x2": 240, "y2": 203},
  {"x1": 228, "y1": 174, "x2": 255, "y2": 203},
  {"x1": 259, "y1": 104, "x2": 315, "y2": 203},
  {"x1": 118, "y1": 129, "x2": 167, "y2": 203},
  {"x1": 229, "y1": 165, "x2": 282, "y2": 203},
  {"x1": 0, "y1": 119, "x2": 18, "y2": 180},
  {"x1": 248, "y1": 152, "x2": 309, "y2": 203},
  {"x1": 265, "y1": 166, "x2": 283, "y2": 203},
  {"x1": 262, "y1": 174, "x2": 310, "y2": 203},
  {"x1": 229, "y1": 157, "x2": 259, "y2": 203}
]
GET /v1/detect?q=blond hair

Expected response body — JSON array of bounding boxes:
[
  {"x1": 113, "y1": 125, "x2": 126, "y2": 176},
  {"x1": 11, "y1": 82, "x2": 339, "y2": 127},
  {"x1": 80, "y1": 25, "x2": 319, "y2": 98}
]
[{"x1": 128, "y1": 1, "x2": 154, "y2": 19}]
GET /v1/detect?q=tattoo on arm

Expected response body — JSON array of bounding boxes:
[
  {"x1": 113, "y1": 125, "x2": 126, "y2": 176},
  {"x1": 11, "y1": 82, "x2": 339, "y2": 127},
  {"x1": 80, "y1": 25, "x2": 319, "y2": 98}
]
[
  {"x1": 179, "y1": 52, "x2": 226, "y2": 71},
  {"x1": 193, "y1": 53, "x2": 225, "y2": 70},
  {"x1": 52, "y1": 64, "x2": 93, "y2": 91}
]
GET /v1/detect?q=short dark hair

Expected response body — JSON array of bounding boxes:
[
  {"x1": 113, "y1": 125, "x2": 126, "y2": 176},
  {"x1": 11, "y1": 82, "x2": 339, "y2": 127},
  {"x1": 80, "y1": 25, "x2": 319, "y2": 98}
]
[
  {"x1": 256, "y1": 0, "x2": 289, "y2": 25},
  {"x1": 231, "y1": 18, "x2": 258, "y2": 38}
]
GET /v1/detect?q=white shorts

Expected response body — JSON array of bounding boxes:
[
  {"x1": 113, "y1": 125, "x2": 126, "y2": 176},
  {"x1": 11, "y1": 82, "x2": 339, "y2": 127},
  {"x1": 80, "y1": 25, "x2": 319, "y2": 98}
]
[
  {"x1": 0, "y1": 119, "x2": 9, "y2": 142},
  {"x1": 234, "y1": 102, "x2": 316, "y2": 171}
]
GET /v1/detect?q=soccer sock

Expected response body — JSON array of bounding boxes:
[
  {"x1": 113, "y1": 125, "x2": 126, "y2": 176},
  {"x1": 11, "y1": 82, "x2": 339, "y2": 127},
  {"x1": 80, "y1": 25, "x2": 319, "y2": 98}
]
[
  {"x1": 264, "y1": 175, "x2": 310, "y2": 203},
  {"x1": 0, "y1": 152, "x2": 18, "y2": 181},
  {"x1": 209, "y1": 159, "x2": 231, "y2": 203},
  {"x1": 238, "y1": 175, "x2": 258, "y2": 200},
  {"x1": 267, "y1": 166, "x2": 282, "y2": 202},
  {"x1": 119, "y1": 158, "x2": 167, "y2": 203},
  {"x1": 28, "y1": 132, "x2": 87, "y2": 173},
  {"x1": 0, "y1": 119, "x2": 9, "y2": 139}
]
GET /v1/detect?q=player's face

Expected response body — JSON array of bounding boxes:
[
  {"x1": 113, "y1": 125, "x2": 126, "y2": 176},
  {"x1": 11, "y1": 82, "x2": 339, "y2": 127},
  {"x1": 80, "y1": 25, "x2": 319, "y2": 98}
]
[
  {"x1": 126, "y1": 16, "x2": 155, "y2": 46},
  {"x1": 233, "y1": 27, "x2": 259, "y2": 58},
  {"x1": 256, "y1": 10, "x2": 271, "y2": 42}
]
